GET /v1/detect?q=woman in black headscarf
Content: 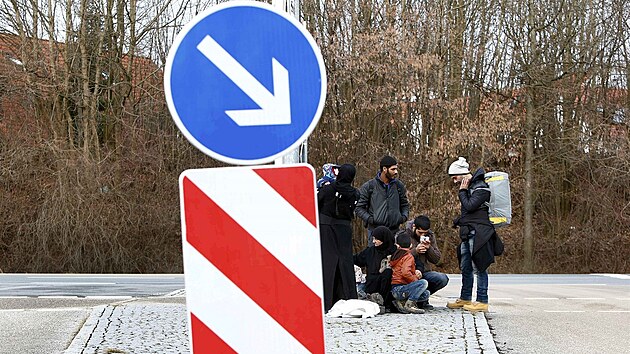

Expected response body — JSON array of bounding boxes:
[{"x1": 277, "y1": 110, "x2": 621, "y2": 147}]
[
  {"x1": 353, "y1": 226, "x2": 397, "y2": 306},
  {"x1": 318, "y1": 164, "x2": 360, "y2": 312}
]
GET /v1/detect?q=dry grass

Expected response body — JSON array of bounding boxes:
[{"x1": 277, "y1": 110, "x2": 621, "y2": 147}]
[{"x1": 0, "y1": 133, "x2": 219, "y2": 273}]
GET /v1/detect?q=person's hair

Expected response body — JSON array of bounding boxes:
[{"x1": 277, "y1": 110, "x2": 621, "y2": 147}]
[
  {"x1": 379, "y1": 155, "x2": 397, "y2": 171},
  {"x1": 413, "y1": 215, "x2": 431, "y2": 230},
  {"x1": 394, "y1": 229, "x2": 412, "y2": 248}
]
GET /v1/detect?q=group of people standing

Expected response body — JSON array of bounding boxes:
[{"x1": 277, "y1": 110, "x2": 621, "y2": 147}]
[{"x1": 317, "y1": 155, "x2": 502, "y2": 314}]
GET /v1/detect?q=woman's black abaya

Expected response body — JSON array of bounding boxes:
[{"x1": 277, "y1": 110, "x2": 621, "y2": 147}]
[{"x1": 318, "y1": 164, "x2": 360, "y2": 312}]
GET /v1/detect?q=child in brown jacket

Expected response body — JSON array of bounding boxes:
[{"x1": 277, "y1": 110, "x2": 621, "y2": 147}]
[{"x1": 390, "y1": 229, "x2": 430, "y2": 314}]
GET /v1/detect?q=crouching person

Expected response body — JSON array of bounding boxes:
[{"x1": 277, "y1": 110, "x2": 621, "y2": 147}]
[
  {"x1": 354, "y1": 226, "x2": 397, "y2": 311},
  {"x1": 390, "y1": 230, "x2": 429, "y2": 314},
  {"x1": 408, "y1": 215, "x2": 449, "y2": 309}
]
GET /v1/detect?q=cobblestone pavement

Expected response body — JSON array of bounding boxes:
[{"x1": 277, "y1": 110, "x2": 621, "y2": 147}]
[
  {"x1": 325, "y1": 309, "x2": 496, "y2": 353},
  {"x1": 65, "y1": 296, "x2": 497, "y2": 353},
  {"x1": 65, "y1": 300, "x2": 190, "y2": 354}
]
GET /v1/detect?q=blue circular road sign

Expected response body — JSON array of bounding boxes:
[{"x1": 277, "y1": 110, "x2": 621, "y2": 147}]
[{"x1": 164, "y1": 1, "x2": 327, "y2": 165}]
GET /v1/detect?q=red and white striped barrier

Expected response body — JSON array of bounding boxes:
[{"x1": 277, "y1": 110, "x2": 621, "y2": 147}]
[{"x1": 179, "y1": 165, "x2": 324, "y2": 353}]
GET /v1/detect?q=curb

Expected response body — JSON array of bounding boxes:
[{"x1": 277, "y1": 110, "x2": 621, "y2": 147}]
[
  {"x1": 64, "y1": 305, "x2": 111, "y2": 354},
  {"x1": 462, "y1": 311, "x2": 499, "y2": 354},
  {"x1": 475, "y1": 312, "x2": 499, "y2": 353}
]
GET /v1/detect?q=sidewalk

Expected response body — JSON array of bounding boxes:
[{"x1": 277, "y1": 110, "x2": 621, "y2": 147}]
[{"x1": 65, "y1": 295, "x2": 497, "y2": 353}]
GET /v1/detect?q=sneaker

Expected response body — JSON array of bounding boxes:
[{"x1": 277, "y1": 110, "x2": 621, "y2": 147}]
[
  {"x1": 463, "y1": 302, "x2": 489, "y2": 312},
  {"x1": 446, "y1": 298, "x2": 472, "y2": 309},
  {"x1": 392, "y1": 299, "x2": 409, "y2": 314},
  {"x1": 417, "y1": 301, "x2": 434, "y2": 310},
  {"x1": 367, "y1": 293, "x2": 384, "y2": 306},
  {"x1": 403, "y1": 300, "x2": 425, "y2": 314}
]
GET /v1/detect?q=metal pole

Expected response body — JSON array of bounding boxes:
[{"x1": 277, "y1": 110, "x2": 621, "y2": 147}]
[{"x1": 273, "y1": 0, "x2": 307, "y2": 165}]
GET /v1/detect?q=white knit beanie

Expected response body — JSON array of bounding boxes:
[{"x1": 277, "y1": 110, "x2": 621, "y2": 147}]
[{"x1": 448, "y1": 157, "x2": 470, "y2": 176}]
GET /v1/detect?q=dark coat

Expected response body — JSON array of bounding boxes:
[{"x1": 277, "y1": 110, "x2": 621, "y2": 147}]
[
  {"x1": 318, "y1": 164, "x2": 359, "y2": 311},
  {"x1": 405, "y1": 222, "x2": 442, "y2": 272},
  {"x1": 353, "y1": 242, "x2": 396, "y2": 294},
  {"x1": 355, "y1": 174, "x2": 410, "y2": 230},
  {"x1": 454, "y1": 168, "x2": 504, "y2": 272},
  {"x1": 354, "y1": 245, "x2": 396, "y2": 307},
  {"x1": 412, "y1": 231, "x2": 441, "y2": 272}
]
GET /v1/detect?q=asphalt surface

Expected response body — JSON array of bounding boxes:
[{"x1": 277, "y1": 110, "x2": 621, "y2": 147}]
[
  {"x1": 0, "y1": 307, "x2": 89, "y2": 354},
  {"x1": 479, "y1": 274, "x2": 630, "y2": 354},
  {"x1": 0, "y1": 274, "x2": 184, "y2": 297},
  {"x1": 2, "y1": 273, "x2": 628, "y2": 353}
]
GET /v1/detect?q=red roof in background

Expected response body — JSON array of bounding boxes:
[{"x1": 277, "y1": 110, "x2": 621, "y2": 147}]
[
  {"x1": 0, "y1": 32, "x2": 161, "y2": 86},
  {"x1": 0, "y1": 32, "x2": 163, "y2": 142}
]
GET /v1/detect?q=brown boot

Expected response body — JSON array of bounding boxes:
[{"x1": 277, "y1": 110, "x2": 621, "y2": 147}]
[
  {"x1": 403, "y1": 300, "x2": 425, "y2": 314},
  {"x1": 463, "y1": 302, "x2": 489, "y2": 312},
  {"x1": 447, "y1": 298, "x2": 472, "y2": 309}
]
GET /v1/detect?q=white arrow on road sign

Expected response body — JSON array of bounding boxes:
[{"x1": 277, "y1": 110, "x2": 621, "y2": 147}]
[{"x1": 197, "y1": 35, "x2": 291, "y2": 127}]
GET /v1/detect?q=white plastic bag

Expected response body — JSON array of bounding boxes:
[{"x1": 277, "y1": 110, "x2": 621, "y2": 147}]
[{"x1": 326, "y1": 299, "x2": 381, "y2": 318}]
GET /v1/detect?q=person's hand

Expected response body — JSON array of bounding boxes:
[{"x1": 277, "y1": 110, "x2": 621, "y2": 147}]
[
  {"x1": 415, "y1": 269, "x2": 422, "y2": 278},
  {"x1": 460, "y1": 177, "x2": 471, "y2": 190},
  {"x1": 416, "y1": 242, "x2": 429, "y2": 254}
]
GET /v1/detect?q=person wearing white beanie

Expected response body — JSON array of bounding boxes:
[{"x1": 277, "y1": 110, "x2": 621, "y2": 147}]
[
  {"x1": 448, "y1": 157, "x2": 470, "y2": 178},
  {"x1": 446, "y1": 157, "x2": 502, "y2": 313}
]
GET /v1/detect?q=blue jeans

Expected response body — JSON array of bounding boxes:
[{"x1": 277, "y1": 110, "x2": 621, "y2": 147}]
[
  {"x1": 422, "y1": 271, "x2": 449, "y2": 295},
  {"x1": 460, "y1": 235, "x2": 488, "y2": 303},
  {"x1": 356, "y1": 282, "x2": 367, "y2": 299},
  {"x1": 391, "y1": 279, "x2": 430, "y2": 302}
]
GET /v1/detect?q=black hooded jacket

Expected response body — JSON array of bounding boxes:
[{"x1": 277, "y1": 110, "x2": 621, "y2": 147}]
[
  {"x1": 318, "y1": 164, "x2": 360, "y2": 220},
  {"x1": 353, "y1": 226, "x2": 397, "y2": 293},
  {"x1": 454, "y1": 168, "x2": 504, "y2": 272}
]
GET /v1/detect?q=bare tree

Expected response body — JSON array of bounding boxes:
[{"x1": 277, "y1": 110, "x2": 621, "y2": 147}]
[{"x1": 0, "y1": 0, "x2": 628, "y2": 272}]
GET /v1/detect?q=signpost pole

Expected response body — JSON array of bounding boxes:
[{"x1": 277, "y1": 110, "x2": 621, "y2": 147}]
[{"x1": 274, "y1": 0, "x2": 306, "y2": 165}]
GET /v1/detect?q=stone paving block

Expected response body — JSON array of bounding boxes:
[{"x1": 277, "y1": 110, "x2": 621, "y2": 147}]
[
  {"x1": 66, "y1": 300, "x2": 497, "y2": 353},
  {"x1": 66, "y1": 303, "x2": 189, "y2": 354}
]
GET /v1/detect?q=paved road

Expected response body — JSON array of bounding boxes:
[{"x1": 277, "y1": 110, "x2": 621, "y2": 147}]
[
  {"x1": 0, "y1": 274, "x2": 184, "y2": 354},
  {"x1": 0, "y1": 304, "x2": 91, "y2": 354},
  {"x1": 0, "y1": 273, "x2": 184, "y2": 297},
  {"x1": 440, "y1": 273, "x2": 630, "y2": 354},
  {"x1": 1, "y1": 273, "x2": 628, "y2": 353}
]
